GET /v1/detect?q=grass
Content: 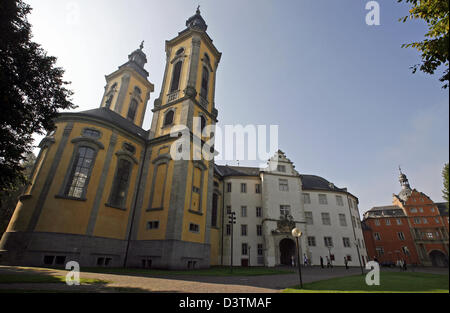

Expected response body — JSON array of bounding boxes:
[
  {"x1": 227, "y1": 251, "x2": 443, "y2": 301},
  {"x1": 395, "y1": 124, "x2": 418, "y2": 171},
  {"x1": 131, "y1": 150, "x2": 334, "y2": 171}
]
[
  {"x1": 283, "y1": 272, "x2": 449, "y2": 293},
  {"x1": 0, "y1": 274, "x2": 108, "y2": 285},
  {"x1": 82, "y1": 266, "x2": 295, "y2": 277}
]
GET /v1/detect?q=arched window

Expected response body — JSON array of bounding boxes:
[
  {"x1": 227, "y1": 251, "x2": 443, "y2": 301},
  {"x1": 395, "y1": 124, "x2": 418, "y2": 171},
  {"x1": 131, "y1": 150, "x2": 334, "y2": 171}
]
[
  {"x1": 127, "y1": 99, "x2": 138, "y2": 121},
  {"x1": 200, "y1": 115, "x2": 206, "y2": 133},
  {"x1": 200, "y1": 66, "x2": 209, "y2": 99},
  {"x1": 204, "y1": 53, "x2": 210, "y2": 64},
  {"x1": 64, "y1": 146, "x2": 96, "y2": 198},
  {"x1": 170, "y1": 61, "x2": 182, "y2": 93},
  {"x1": 109, "y1": 159, "x2": 132, "y2": 208},
  {"x1": 176, "y1": 48, "x2": 184, "y2": 56},
  {"x1": 134, "y1": 86, "x2": 141, "y2": 95},
  {"x1": 164, "y1": 110, "x2": 174, "y2": 127}
]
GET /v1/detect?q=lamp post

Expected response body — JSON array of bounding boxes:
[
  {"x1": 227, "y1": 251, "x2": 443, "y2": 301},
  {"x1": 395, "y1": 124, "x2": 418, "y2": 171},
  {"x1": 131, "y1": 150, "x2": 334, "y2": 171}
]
[
  {"x1": 354, "y1": 240, "x2": 364, "y2": 275},
  {"x1": 228, "y1": 211, "x2": 236, "y2": 273},
  {"x1": 292, "y1": 228, "x2": 303, "y2": 289}
]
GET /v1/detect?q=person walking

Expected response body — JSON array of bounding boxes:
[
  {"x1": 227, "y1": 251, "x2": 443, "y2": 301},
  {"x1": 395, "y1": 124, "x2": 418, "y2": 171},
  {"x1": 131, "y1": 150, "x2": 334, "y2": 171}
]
[
  {"x1": 303, "y1": 254, "x2": 308, "y2": 266},
  {"x1": 326, "y1": 256, "x2": 331, "y2": 268},
  {"x1": 344, "y1": 257, "x2": 348, "y2": 270},
  {"x1": 320, "y1": 256, "x2": 324, "y2": 269}
]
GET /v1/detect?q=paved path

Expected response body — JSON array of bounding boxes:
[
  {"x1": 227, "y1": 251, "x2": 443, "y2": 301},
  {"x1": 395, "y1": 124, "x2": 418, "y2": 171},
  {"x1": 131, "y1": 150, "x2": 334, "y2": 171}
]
[{"x1": 0, "y1": 265, "x2": 447, "y2": 293}]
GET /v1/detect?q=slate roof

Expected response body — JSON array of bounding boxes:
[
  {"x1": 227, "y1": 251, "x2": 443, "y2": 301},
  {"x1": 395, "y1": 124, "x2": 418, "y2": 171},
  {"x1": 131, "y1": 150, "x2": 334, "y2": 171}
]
[
  {"x1": 59, "y1": 108, "x2": 149, "y2": 139},
  {"x1": 215, "y1": 165, "x2": 261, "y2": 177}
]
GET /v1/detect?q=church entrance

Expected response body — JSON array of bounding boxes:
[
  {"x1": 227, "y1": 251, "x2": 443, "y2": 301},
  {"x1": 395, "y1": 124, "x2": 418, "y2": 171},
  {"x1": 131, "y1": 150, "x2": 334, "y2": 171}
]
[
  {"x1": 429, "y1": 250, "x2": 448, "y2": 267},
  {"x1": 279, "y1": 238, "x2": 296, "y2": 266}
]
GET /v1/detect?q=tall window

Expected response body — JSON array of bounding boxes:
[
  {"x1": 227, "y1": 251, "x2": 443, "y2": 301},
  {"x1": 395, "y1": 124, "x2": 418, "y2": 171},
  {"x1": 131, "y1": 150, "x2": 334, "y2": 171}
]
[
  {"x1": 163, "y1": 110, "x2": 174, "y2": 126},
  {"x1": 170, "y1": 61, "x2": 182, "y2": 93},
  {"x1": 336, "y1": 195, "x2": 344, "y2": 206},
  {"x1": 321, "y1": 212, "x2": 331, "y2": 225},
  {"x1": 65, "y1": 147, "x2": 96, "y2": 198},
  {"x1": 308, "y1": 236, "x2": 316, "y2": 246},
  {"x1": 303, "y1": 193, "x2": 311, "y2": 204},
  {"x1": 211, "y1": 193, "x2": 218, "y2": 227},
  {"x1": 319, "y1": 194, "x2": 328, "y2": 205},
  {"x1": 255, "y1": 184, "x2": 261, "y2": 194},
  {"x1": 226, "y1": 182, "x2": 232, "y2": 192},
  {"x1": 305, "y1": 211, "x2": 313, "y2": 225},
  {"x1": 241, "y1": 243, "x2": 248, "y2": 255},
  {"x1": 241, "y1": 224, "x2": 247, "y2": 236},
  {"x1": 279, "y1": 179, "x2": 289, "y2": 191},
  {"x1": 257, "y1": 225, "x2": 262, "y2": 236},
  {"x1": 338, "y1": 213, "x2": 347, "y2": 227},
  {"x1": 256, "y1": 207, "x2": 262, "y2": 217},
  {"x1": 343, "y1": 237, "x2": 351, "y2": 247},
  {"x1": 280, "y1": 205, "x2": 291, "y2": 217},
  {"x1": 109, "y1": 159, "x2": 132, "y2": 207},
  {"x1": 200, "y1": 66, "x2": 209, "y2": 99},
  {"x1": 324, "y1": 237, "x2": 333, "y2": 247},
  {"x1": 240, "y1": 183, "x2": 247, "y2": 193},
  {"x1": 241, "y1": 206, "x2": 247, "y2": 217},
  {"x1": 398, "y1": 232, "x2": 405, "y2": 240},
  {"x1": 200, "y1": 115, "x2": 207, "y2": 133},
  {"x1": 127, "y1": 99, "x2": 138, "y2": 121}
]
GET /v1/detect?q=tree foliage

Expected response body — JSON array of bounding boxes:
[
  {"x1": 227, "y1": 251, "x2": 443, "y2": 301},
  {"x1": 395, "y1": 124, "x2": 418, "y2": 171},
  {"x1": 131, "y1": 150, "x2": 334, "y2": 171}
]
[
  {"x1": 443, "y1": 163, "x2": 449, "y2": 204},
  {"x1": 0, "y1": 0, "x2": 75, "y2": 191},
  {"x1": 398, "y1": 0, "x2": 449, "y2": 88}
]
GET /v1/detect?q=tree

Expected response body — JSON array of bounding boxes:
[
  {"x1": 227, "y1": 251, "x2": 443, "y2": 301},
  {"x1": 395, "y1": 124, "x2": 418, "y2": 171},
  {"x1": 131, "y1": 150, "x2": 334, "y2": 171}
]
[
  {"x1": 0, "y1": 152, "x2": 36, "y2": 236},
  {"x1": 398, "y1": 0, "x2": 449, "y2": 88},
  {"x1": 443, "y1": 163, "x2": 449, "y2": 205},
  {"x1": 0, "y1": 0, "x2": 75, "y2": 191}
]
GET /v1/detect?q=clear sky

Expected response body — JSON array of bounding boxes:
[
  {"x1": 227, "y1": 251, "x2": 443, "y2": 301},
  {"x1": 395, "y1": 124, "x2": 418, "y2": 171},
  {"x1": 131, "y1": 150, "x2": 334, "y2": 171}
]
[{"x1": 27, "y1": 0, "x2": 449, "y2": 215}]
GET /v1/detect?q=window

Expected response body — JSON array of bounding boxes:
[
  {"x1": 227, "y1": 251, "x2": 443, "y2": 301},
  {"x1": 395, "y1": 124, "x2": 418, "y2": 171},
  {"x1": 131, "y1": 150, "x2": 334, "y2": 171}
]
[
  {"x1": 241, "y1": 206, "x2": 247, "y2": 217},
  {"x1": 226, "y1": 224, "x2": 231, "y2": 236},
  {"x1": 43, "y1": 255, "x2": 55, "y2": 265},
  {"x1": 170, "y1": 61, "x2": 182, "y2": 92},
  {"x1": 211, "y1": 193, "x2": 218, "y2": 227},
  {"x1": 226, "y1": 205, "x2": 231, "y2": 214},
  {"x1": 343, "y1": 237, "x2": 351, "y2": 247},
  {"x1": 348, "y1": 198, "x2": 353, "y2": 209},
  {"x1": 83, "y1": 128, "x2": 101, "y2": 138},
  {"x1": 308, "y1": 236, "x2": 316, "y2": 247},
  {"x1": 431, "y1": 207, "x2": 435, "y2": 213},
  {"x1": 241, "y1": 224, "x2": 247, "y2": 236},
  {"x1": 257, "y1": 244, "x2": 263, "y2": 256},
  {"x1": 189, "y1": 223, "x2": 200, "y2": 233},
  {"x1": 279, "y1": 179, "x2": 289, "y2": 191},
  {"x1": 105, "y1": 95, "x2": 113, "y2": 108},
  {"x1": 375, "y1": 219, "x2": 380, "y2": 226},
  {"x1": 398, "y1": 232, "x2": 405, "y2": 240},
  {"x1": 280, "y1": 205, "x2": 291, "y2": 217},
  {"x1": 109, "y1": 159, "x2": 132, "y2": 208},
  {"x1": 257, "y1": 225, "x2": 262, "y2": 236},
  {"x1": 414, "y1": 217, "x2": 421, "y2": 224},
  {"x1": 321, "y1": 212, "x2": 331, "y2": 225},
  {"x1": 305, "y1": 211, "x2": 313, "y2": 225},
  {"x1": 303, "y1": 193, "x2": 311, "y2": 204},
  {"x1": 65, "y1": 146, "x2": 96, "y2": 199},
  {"x1": 318, "y1": 194, "x2": 328, "y2": 205},
  {"x1": 338, "y1": 214, "x2": 347, "y2": 227},
  {"x1": 336, "y1": 195, "x2": 344, "y2": 206},
  {"x1": 256, "y1": 207, "x2": 262, "y2": 217},
  {"x1": 240, "y1": 183, "x2": 247, "y2": 193},
  {"x1": 55, "y1": 256, "x2": 66, "y2": 265},
  {"x1": 134, "y1": 86, "x2": 141, "y2": 95},
  {"x1": 127, "y1": 99, "x2": 138, "y2": 121},
  {"x1": 418, "y1": 207, "x2": 424, "y2": 212},
  {"x1": 324, "y1": 237, "x2": 333, "y2": 247},
  {"x1": 376, "y1": 247, "x2": 384, "y2": 256},
  {"x1": 396, "y1": 218, "x2": 402, "y2": 225},
  {"x1": 422, "y1": 218, "x2": 428, "y2": 224},
  {"x1": 200, "y1": 115, "x2": 207, "y2": 133},
  {"x1": 410, "y1": 208, "x2": 418, "y2": 213},
  {"x1": 163, "y1": 110, "x2": 174, "y2": 126},
  {"x1": 147, "y1": 221, "x2": 159, "y2": 230},
  {"x1": 255, "y1": 184, "x2": 261, "y2": 194},
  {"x1": 374, "y1": 232, "x2": 381, "y2": 241},
  {"x1": 277, "y1": 165, "x2": 286, "y2": 172},
  {"x1": 226, "y1": 182, "x2": 232, "y2": 192},
  {"x1": 176, "y1": 48, "x2": 184, "y2": 55},
  {"x1": 242, "y1": 243, "x2": 248, "y2": 255},
  {"x1": 200, "y1": 66, "x2": 209, "y2": 99},
  {"x1": 385, "y1": 219, "x2": 391, "y2": 226}
]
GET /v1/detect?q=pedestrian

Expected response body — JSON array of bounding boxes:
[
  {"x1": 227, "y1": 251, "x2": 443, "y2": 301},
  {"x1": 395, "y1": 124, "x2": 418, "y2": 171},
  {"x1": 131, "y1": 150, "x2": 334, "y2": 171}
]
[
  {"x1": 326, "y1": 256, "x2": 331, "y2": 268},
  {"x1": 320, "y1": 256, "x2": 324, "y2": 269},
  {"x1": 291, "y1": 255, "x2": 295, "y2": 267},
  {"x1": 344, "y1": 257, "x2": 348, "y2": 270},
  {"x1": 303, "y1": 254, "x2": 308, "y2": 266},
  {"x1": 402, "y1": 259, "x2": 407, "y2": 271}
]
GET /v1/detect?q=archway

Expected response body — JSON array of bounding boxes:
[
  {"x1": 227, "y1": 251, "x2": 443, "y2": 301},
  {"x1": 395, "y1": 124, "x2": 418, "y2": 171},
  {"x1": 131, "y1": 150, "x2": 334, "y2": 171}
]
[
  {"x1": 279, "y1": 238, "x2": 296, "y2": 266},
  {"x1": 429, "y1": 250, "x2": 448, "y2": 267}
]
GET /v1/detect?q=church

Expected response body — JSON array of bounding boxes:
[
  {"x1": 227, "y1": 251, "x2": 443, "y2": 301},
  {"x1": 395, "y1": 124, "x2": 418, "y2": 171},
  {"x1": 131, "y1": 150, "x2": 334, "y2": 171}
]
[{"x1": 0, "y1": 9, "x2": 367, "y2": 269}]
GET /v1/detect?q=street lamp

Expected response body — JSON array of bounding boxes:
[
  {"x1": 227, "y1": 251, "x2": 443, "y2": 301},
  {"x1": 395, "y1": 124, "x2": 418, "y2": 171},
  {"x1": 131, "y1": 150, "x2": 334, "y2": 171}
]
[{"x1": 291, "y1": 228, "x2": 303, "y2": 289}]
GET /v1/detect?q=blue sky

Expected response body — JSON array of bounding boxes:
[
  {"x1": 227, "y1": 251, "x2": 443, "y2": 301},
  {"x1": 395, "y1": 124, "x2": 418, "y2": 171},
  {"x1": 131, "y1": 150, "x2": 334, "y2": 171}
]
[{"x1": 28, "y1": 0, "x2": 449, "y2": 214}]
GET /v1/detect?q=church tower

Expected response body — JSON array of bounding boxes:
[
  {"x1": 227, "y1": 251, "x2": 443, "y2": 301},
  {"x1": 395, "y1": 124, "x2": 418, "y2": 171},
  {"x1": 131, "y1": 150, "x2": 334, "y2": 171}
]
[
  {"x1": 125, "y1": 7, "x2": 222, "y2": 269},
  {"x1": 100, "y1": 42, "x2": 154, "y2": 127}
]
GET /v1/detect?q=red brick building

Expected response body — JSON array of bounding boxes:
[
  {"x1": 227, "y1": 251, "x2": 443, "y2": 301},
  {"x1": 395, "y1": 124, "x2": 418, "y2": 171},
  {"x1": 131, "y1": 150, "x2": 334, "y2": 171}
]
[{"x1": 362, "y1": 169, "x2": 449, "y2": 267}]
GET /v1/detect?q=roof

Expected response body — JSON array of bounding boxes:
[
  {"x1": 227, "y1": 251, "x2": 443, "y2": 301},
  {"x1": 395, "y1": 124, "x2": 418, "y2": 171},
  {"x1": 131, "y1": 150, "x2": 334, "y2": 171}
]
[
  {"x1": 215, "y1": 165, "x2": 260, "y2": 177},
  {"x1": 364, "y1": 205, "x2": 406, "y2": 218},
  {"x1": 436, "y1": 202, "x2": 449, "y2": 216},
  {"x1": 300, "y1": 174, "x2": 346, "y2": 193},
  {"x1": 59, "y1": 108, "x2": 148, "y2": 139}
]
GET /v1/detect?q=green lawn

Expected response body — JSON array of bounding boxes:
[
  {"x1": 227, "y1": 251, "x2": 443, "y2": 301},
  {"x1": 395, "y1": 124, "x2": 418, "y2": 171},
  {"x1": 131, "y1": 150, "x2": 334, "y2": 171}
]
[
  {"x1": 0, "y1": 274, "x2": 108, "y2": 285},
  {"x1": 284, "y1": 272, "x2": 449, "y2": 293},
  {"x1": 82, "y1": 266, "x2": 295, "y2": 277}
]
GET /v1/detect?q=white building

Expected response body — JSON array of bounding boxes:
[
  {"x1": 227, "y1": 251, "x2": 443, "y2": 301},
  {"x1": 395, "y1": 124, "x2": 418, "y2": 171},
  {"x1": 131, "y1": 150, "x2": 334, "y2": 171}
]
[{"x1": 215, "y1": 150, "x2": 367, "y2": 267}]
